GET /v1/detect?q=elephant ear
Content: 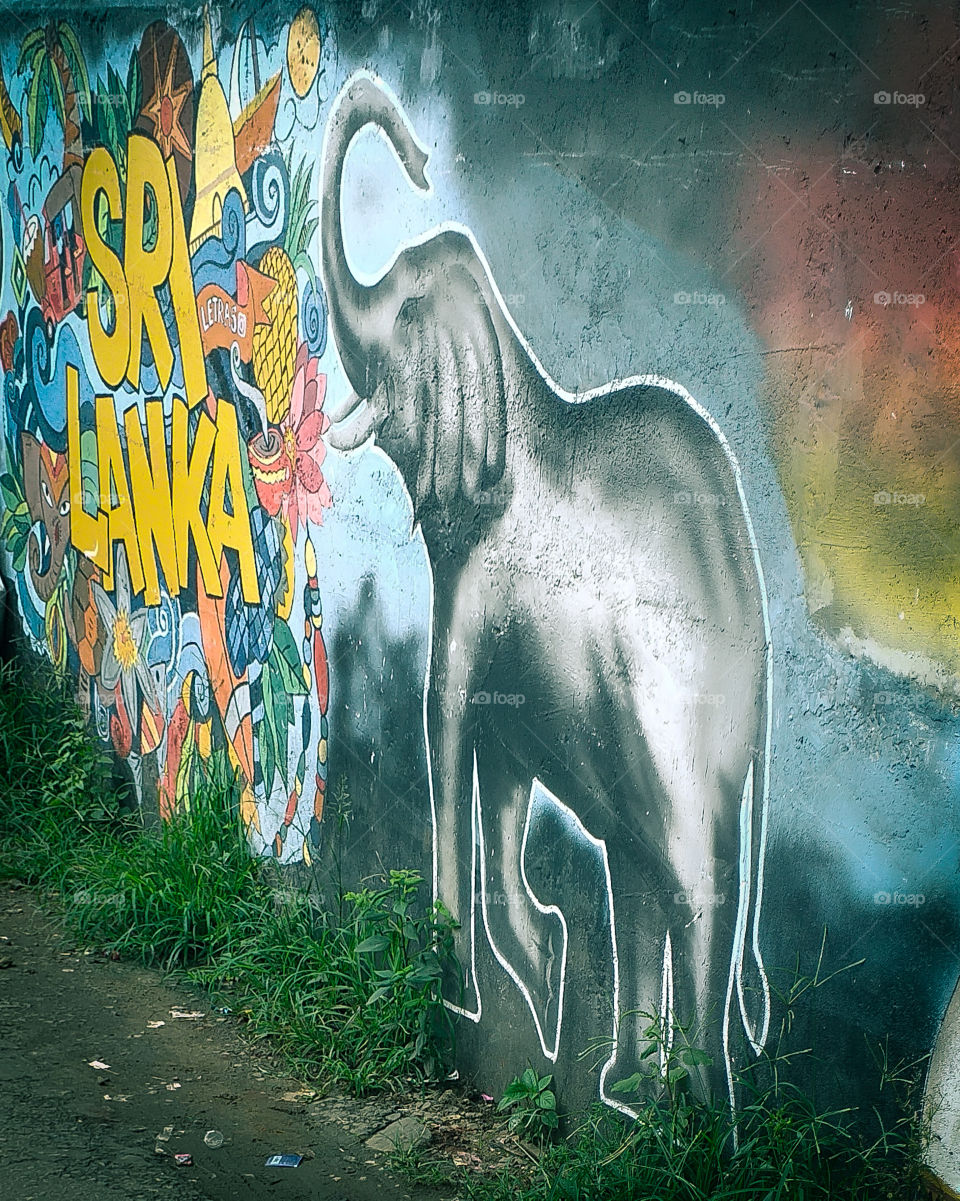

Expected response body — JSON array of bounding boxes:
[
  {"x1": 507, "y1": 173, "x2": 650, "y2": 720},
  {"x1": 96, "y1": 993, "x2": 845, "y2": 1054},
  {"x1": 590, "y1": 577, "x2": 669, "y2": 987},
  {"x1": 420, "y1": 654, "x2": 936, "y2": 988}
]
[{"x1": 20, "y1": 431, "x2": 43, "y2": 522}]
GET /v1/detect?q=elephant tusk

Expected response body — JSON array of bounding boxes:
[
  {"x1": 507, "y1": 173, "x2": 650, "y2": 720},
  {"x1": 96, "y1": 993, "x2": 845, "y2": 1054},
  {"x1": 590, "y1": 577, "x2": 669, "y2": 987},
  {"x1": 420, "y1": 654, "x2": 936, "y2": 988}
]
[
  {"x1": 327, "y1": 402, "x2": 377, "y2": 451},
  {"x1": 325, "y1": 390, "x2": 365, "y2": 424}
]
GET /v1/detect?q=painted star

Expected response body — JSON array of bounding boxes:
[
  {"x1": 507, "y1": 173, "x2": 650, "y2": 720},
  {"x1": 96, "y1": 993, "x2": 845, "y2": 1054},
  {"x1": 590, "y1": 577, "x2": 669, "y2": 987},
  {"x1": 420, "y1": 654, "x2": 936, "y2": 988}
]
[{"x1": 141, "y1": 35, "x2": 192, "y2": 161}]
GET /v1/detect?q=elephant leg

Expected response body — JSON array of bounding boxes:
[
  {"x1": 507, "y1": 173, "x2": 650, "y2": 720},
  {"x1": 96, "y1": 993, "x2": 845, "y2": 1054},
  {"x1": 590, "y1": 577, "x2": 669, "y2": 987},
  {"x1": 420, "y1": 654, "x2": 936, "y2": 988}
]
[
  {"x1": 430, "y1": 693, "x2": 482, "y2": 1019},
  {"x1": 473, "y1": 740, "x2": 567, "y2": 1060},
  {"x1": 601, "y1": 757, "x2": 763, "y2": 1113},
  {"x1": 671, "y1": 758, "x2": 768, "y2": 1110},
  {"x1": 597, "y1": 832, "x2": 676, "y2": 1113}
]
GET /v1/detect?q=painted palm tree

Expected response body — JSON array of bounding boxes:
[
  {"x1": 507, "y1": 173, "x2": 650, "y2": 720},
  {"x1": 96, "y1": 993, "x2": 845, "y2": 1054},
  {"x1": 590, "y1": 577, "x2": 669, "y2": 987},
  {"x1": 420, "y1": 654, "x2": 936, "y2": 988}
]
[{"x1": 17, "y1": 21, "x2": 91, "y2": 166}]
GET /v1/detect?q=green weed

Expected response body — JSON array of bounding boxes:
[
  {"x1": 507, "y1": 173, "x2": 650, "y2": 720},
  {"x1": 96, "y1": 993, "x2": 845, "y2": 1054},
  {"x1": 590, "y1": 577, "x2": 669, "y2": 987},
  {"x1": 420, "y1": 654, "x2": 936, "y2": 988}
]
[
  {"x1": 0, "y1": 657, "x2": 455, "y2": 1093},
  {"x1": 189, "y1": 868, "x2": 456, "y2": 1092},
  {"x1": 497, "y1": 1068, "x2": 559, "y2": 1141}
]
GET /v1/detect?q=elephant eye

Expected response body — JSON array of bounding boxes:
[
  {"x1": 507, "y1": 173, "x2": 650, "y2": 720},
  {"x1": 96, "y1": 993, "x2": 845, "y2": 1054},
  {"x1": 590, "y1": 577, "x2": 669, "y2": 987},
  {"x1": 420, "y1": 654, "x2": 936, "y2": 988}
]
[
  {"x1": 41, "y1": 479, "x2": 52, "y2": 506},
  {"x1": 58, "y1": 498, "x2": 70, "y2": 517}
]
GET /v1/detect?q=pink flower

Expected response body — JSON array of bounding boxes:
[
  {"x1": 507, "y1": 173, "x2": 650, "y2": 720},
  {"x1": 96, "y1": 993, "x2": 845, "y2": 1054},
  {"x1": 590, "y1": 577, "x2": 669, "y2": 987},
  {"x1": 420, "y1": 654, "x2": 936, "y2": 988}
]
[{"x1": 276, "y1": 343, "x2": 332, "y2": 539}]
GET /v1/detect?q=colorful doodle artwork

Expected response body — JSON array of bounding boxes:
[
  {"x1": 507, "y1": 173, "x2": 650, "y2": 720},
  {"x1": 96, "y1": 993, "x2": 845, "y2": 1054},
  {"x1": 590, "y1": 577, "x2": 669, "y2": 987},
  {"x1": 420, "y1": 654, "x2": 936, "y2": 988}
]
[{"x1": 0, "y1": 11, "x2": 332, "y2": 859}]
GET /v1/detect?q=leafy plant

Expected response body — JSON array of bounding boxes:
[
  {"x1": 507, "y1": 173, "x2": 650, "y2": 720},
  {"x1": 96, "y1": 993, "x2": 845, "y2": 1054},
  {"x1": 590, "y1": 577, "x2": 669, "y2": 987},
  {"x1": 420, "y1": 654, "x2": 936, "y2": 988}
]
[
  {"x1": 0, "y1": 656, "x2": 458, "y2": 1095},
  {"x1": 88, "y1": 49, "x2": 141, "y2": 184},
  {"x1": 0, "y1": 657, "x2": 112, "y2": 880},
  {"x1": 605, "y1": 1012, "x2": 715, "y2": 1108},
  {"x1": 283, "y1": 151, "x2": 319, "y2": 289},
  {"x1": 17, "y1": 22, "x2": 91, "y2": 160},
  {"x1": 0, "y1": 445, "x2": 31, "y2": 572},
  {"x1": 497, "y1": 1067, "x2": 559, "y2": 1141},
  {"x1": 192, "y1": 867, "x2": 457, "y2": 1092}
]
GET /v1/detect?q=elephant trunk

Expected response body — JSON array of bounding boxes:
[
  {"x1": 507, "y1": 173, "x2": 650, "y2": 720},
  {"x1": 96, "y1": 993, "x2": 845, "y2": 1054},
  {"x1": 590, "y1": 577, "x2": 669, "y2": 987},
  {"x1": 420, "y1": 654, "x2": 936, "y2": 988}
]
[{"x1": 321, "y1": 73, "x2": 430, "y2": 399}]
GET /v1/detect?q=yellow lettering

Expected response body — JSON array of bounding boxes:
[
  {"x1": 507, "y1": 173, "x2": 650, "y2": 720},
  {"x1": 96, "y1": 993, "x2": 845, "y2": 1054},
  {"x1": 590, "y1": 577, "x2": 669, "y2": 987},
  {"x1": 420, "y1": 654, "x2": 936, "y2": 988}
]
[
  {"x1": 81, "y1": 149, "x2": 130, "y2": 390},
  {"x1": 208, "y1": 402, "x2": 260, "y2": 605},
  {"x1": 166, "y1": 156, "x2": 206, "y2": 408},
  {"x1": 96, "y1": 394, "x2": 145, "y2": 594},
  {"x1": 171, "y1": 397, "x2": 220, "y2": 596},
  {"x1": 124, "y1": 135, "x2": 174, "y2": 393},
  {"x1": 66, "y1": 365, "x2": 107, "y2": 565},
  {"x1": 125, "y1": 401, "x2": 178, "y2": 606}
]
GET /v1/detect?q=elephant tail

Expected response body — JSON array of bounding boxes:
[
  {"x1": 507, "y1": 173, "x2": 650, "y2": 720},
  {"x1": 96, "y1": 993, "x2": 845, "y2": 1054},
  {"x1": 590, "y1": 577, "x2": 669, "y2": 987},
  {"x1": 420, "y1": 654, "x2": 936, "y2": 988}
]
[
  {"x1": 732, "y1": 752, "x2": 771, "y2": 1058},
  {"x1": 321, "y1": 72, "x2": 430, "y2": 397}
]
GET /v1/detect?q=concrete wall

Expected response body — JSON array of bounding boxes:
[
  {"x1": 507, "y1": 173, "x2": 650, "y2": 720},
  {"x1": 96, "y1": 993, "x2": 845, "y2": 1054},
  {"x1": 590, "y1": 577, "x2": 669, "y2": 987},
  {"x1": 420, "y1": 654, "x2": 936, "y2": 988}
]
[{"x1": 1, "y1": 0, "x2": 959, "y2": 1166}]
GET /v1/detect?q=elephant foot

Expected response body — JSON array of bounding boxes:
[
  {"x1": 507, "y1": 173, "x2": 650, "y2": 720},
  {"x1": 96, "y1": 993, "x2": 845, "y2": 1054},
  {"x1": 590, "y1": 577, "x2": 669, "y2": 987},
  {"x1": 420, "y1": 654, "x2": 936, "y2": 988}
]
[
  {"x1": 441, "y1": 939, "x2": 482, "y2": 1021},
  {"x1": 481, "y1": 897, "x2": 567, "y2": 1060},
  {"x1": 600, "y1": 1018, "x2": 677, "y2": 1116}
]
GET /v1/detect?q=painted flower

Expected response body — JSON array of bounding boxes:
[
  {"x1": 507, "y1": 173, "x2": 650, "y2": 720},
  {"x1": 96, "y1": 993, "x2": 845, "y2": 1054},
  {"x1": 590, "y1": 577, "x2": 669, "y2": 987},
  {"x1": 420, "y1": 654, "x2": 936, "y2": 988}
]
[
  {"x1": 247, "y1": 343, "x2": 331, "y2": 540},
  {"x1": 91, "y1": 547, "x2": 164, "y2": 755}
]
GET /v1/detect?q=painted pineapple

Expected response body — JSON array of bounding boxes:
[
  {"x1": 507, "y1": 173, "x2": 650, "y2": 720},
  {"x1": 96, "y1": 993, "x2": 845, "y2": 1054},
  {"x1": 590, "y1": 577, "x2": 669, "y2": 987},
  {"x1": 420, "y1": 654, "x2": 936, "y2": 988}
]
[
  {"x1": 253, "y1": 156, "x2": 318, "y2": 424},
  {"x1": 253, "y1": 245, "x2": 298, "y2": 425}
]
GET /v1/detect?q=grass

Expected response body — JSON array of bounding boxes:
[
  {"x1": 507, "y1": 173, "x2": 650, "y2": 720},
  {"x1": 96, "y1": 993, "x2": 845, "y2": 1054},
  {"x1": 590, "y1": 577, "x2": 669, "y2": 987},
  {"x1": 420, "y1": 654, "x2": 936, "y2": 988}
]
[
  {"x1": 392, "y1": 1051, "x2": 928, "y2": 1201},
  {"x1": 389, "y1": 999, "x2": 929, "y2": 1200},
  {"x1": 446, "y1": 1090, "x2": 925, "y2": 1201},
  {"x1": 0, "y1": 656, "x2": 455, "y2": 1094},
  {"x1": 0, "y1": 654, "x2": 934, "y2": 1196}
]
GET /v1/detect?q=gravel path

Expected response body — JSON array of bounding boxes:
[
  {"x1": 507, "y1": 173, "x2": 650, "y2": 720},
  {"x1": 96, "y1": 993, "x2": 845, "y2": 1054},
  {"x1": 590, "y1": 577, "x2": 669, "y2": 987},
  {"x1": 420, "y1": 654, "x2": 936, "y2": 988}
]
[{"x1": 0, "y1": 882, "x2": 440, "y2": 1201}]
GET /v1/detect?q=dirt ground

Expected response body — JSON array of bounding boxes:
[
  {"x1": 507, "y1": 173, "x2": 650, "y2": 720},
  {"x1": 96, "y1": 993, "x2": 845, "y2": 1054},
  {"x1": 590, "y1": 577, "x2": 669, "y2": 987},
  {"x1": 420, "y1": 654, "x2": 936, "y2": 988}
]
[{"x1": 0, "y1": 881, "x2": 464, "y2": 1201}]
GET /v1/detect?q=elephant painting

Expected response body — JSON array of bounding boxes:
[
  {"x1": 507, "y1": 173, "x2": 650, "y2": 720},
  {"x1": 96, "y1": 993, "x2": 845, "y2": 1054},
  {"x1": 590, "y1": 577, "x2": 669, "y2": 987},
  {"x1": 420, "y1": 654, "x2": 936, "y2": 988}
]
[
  {"x1": 21, "y1": 431, "x2": 71, "y2": 604},
  {"x1": 323, "y1": 73, "x2": 773, "y2": 1110}
]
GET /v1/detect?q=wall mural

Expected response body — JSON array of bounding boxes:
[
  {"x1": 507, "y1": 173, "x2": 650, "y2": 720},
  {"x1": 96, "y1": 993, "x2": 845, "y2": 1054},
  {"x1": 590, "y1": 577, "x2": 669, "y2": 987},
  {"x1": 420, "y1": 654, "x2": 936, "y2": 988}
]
[
  {"x1": 0, "y1": 4, "x2": 774, "y2": 1115},
  {"x1": 322, "y1": 74, "x2": 772, "y2": 1110},
  {"x1": 6, "y1": 3, "x2": 960, "y2": 1164},
  {"x1": 0, "y1": 12, "x2": 332, "y2": 859}
]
